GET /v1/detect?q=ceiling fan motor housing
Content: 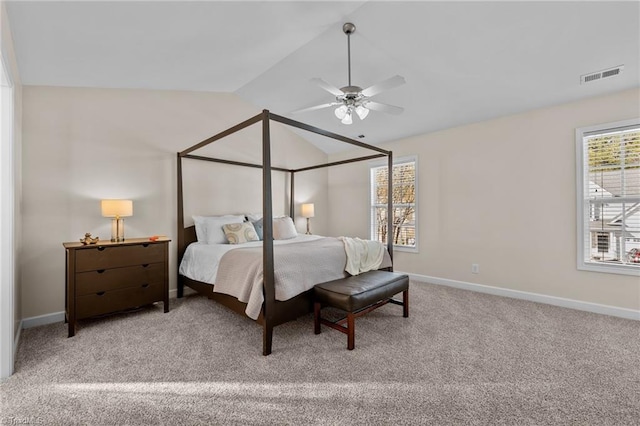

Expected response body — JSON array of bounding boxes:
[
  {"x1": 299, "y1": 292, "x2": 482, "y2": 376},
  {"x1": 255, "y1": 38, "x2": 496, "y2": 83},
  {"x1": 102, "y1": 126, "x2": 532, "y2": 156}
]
[
  {"x1": 337, "y1": 87, "x2": 366, "y2": 108},
  {"x1": 340, "y1": 85, "x2": 363, "y2": 94}
]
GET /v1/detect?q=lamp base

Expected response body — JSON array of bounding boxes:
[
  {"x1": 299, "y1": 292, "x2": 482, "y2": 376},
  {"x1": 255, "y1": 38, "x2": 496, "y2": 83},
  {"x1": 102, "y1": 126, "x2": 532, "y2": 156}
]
[
  {"x1": 110, "y1": 218, "x2": 126, "y2": 242},
  {"x1": 305, "y1": 218, "x2": 312, "y2": 235}
]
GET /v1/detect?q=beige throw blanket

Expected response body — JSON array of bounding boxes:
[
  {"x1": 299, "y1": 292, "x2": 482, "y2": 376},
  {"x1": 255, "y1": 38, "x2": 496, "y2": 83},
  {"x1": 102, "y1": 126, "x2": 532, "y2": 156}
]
[
  {"x1": 339, "y1": 236, "x2": 385, "y2": 276},
  {"x1": 213, "y1": 237, "x2": 391, "y2": 319}
]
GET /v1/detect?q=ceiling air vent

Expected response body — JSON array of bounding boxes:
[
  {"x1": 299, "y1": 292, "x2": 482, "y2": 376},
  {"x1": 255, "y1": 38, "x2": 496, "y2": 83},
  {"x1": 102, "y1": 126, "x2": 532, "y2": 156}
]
[{"x1": 581, "y1": 65, "x2": 624, "y2": 84}]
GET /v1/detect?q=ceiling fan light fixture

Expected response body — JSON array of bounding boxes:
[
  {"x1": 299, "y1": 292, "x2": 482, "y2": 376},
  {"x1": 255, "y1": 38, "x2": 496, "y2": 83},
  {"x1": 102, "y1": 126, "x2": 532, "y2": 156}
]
[
  {"x1": 292, "y1": 22, "x2": 405, "y2": 123},
  {"x1": 355, "y1": 105, "x2": 369, "y2": 120},
  {"x1": 341, "y1": 110, "x2": 353, "y2": 125},
  {"x1": 334, "y1": 105, "x2": 348, "y2": 119}
]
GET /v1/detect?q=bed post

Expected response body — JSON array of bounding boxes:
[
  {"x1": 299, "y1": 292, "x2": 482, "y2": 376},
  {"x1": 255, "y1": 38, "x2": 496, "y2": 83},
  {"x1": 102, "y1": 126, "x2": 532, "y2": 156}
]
[
  {"x1": 387, "y1": 152, "x2": 394, "y2": 270},
  {"x1": 177, "y1": 152, "x2": 185, "y2": 298},
  {"x1": 261, "y1": 110, "x2": 276, "y2": 356},
  {"x1": 289, "y1": 171, "x2": 295, "y2": 219}
]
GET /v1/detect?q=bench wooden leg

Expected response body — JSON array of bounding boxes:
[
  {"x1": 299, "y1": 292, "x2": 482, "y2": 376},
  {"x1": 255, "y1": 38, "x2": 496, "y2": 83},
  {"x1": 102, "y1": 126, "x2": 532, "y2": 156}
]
[
  {"x1": 316, "y1": 288, "x2": 408, "y2": 350},
  {"x1": 314, "y1": 302, "x2": 321, "y2": 335},
  {"x1": 347, "y1": 312, "x2": 355, "y2": 350},
  {"x1": 403, "y1": 290, "x2": 409, "y2": 318}
]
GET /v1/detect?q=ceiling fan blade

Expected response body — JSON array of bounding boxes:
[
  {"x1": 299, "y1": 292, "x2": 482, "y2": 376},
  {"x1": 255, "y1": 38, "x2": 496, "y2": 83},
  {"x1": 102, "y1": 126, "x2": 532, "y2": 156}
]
[
  {"x1": 364, "y1": 101, "x2": 404, "y2": 115},
  {"x1": 361, "y1": 75, "x2": 406, "y2": 97},
  {"x1": 291, "y1": 102, "x2": 341, "y2": 114},
  {"x1": 310, "y1": 78, "x2": 344, "y2": 97}
]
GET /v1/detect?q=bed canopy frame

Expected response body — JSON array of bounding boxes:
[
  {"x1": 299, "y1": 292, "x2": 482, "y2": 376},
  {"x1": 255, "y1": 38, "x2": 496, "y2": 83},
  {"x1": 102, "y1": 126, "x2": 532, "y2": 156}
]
[{"x1": 177, "y1": 110, "x2": 393, "y2": 355}]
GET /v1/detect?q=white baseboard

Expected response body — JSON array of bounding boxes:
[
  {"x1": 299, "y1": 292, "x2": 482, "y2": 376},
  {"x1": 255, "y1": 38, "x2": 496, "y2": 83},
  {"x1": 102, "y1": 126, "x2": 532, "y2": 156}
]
[
  {"x1": 169, "y1": 287, "x2": 196, "y2": 298},
  {"x1": 401, "y1": 272, "x2": 640, "y2": 321},
  {"x1": 22, "y1": 311, "x2": 65, "y2": 329},
  {"x1": 21, "y1": 289, "x2": 198, "y2": 330},
  {"x1": 13, "y1": 320, "x2": 22, "y2": 357}
]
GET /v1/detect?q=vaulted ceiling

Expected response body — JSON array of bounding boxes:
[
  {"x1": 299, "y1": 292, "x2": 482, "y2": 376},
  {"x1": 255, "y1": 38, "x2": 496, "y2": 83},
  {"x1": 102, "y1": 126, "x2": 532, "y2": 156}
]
[{"x1": 7, "y1": 1, "x2": 640, "y2": 153}]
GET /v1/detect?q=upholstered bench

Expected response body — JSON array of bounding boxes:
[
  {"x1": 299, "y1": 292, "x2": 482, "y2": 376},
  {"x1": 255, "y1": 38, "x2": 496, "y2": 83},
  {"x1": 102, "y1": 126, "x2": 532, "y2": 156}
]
[{"x1": 313, "y1": 270, "x2": 409, "y2": 350}]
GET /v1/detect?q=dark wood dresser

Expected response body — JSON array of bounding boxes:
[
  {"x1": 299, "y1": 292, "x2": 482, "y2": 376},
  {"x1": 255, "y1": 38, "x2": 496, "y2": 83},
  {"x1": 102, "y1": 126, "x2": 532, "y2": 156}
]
[{"x1": 63, "y1": 237, "x2": 170, "y2": 337}]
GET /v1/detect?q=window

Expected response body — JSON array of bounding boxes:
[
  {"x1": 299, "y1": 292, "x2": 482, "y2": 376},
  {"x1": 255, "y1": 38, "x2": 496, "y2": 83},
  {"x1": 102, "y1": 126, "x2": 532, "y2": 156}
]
[
  {"x1": 576, "y1": 119, "x2": 640, "y2": 275},
  {"x1": 370, "y1": 157, "x2": 417, "y2": 251}
]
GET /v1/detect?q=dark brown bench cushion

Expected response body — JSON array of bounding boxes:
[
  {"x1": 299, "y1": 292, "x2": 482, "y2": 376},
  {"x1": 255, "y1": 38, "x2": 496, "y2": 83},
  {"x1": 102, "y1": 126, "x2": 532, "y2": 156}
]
[{"x1": 314, "y1": 270, "x2": 409, "y2": 312}]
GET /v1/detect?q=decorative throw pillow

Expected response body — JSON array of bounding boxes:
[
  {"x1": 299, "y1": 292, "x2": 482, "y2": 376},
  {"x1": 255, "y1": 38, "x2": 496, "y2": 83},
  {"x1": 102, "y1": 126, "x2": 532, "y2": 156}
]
[
  {"x1": 252, "y1": 218, "x2": 264, "y2": 240},
  {"x1": 222, "y1": 222, "x2": 259, "y2": 244},
  {"x1": 193, "y1": 215, "x2": 245, "y2": 244},
  {"x1": 273, "y1": 216, "x2": 298, "y2": 240}
]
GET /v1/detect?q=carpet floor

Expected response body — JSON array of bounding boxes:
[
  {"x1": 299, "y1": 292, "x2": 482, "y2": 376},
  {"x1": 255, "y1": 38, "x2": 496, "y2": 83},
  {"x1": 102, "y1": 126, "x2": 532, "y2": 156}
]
[{"x1": 1, "y1": 281, "x2": 639, "y2": 425}]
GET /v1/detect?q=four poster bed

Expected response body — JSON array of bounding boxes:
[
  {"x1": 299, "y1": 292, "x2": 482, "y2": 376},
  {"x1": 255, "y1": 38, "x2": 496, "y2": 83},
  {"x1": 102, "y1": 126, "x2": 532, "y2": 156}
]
[{"x1": 177, "y1": 110, "x2": 394, "y2": 355}]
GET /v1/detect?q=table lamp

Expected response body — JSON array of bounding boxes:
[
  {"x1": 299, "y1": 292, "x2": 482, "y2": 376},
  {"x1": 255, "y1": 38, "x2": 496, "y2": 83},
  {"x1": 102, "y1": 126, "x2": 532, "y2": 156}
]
[
  {"x1": 101, "y1": 199, "x2": 133, "y2": 242},
  {"x1": 301, "y1": 203, "x2": 315, "y2": 235}
]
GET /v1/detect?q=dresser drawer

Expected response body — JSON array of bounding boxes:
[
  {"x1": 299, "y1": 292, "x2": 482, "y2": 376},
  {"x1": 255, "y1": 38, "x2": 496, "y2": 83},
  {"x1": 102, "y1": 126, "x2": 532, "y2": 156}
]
[
  {"x1": 76, "y1": 282, "x2": 163, "y2": 319},
  {"x1": 75, "y1": 263, "x2": 165, "y2": 296},
  {"x1": 75, "y1": 243, "x2": 165, "y2": 272}
]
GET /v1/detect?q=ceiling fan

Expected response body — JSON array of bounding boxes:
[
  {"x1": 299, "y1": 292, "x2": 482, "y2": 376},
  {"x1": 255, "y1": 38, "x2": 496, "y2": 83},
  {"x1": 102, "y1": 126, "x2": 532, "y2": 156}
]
[{"x1": 293, "y1": 22, "x2": 406, "y2": 125}]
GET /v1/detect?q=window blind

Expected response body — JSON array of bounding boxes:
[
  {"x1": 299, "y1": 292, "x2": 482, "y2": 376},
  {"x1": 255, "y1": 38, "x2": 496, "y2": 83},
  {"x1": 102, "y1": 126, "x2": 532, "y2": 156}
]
[{"x1": 583, "y1": 126, "x2": 640, "y2": 267}]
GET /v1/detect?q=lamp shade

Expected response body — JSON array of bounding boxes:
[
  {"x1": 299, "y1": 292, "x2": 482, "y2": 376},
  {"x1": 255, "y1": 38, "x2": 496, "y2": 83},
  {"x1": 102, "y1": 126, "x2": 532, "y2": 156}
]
[
  {"x1": 101, "y1": 199, "x2": 133, "y2": 218},
  {"x1": 355, "y1": 105, "x2": 369, "y2": 120},
  {"x1": 341, "y1": 111, "x2": 353, "y2": 125},
  {"x1": 301, "y1": 203, "x2": 315, "y2": 218},
  {"x1": 334, "y1": 105, "x2": 348, "y2": 119}
]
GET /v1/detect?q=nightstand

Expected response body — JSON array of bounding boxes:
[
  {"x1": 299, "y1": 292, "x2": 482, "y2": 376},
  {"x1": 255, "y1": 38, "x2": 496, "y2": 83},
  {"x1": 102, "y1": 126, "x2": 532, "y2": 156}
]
[{"x1": 63, "y1": 237, "x2": 170, "y2": 337}]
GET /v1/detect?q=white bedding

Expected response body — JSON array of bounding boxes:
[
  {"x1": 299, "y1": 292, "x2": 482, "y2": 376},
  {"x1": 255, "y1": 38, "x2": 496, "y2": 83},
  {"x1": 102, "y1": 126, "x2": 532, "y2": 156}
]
[
  {"x1": 178, "y1": 234, "x2": 323, "y2": 285},
  {"x1": 179, "y1": 234, "x2": 392, "y2": 319}
]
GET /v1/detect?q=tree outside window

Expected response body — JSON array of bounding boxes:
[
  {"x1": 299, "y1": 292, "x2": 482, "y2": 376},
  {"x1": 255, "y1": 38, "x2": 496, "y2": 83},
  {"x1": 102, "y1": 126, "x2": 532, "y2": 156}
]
[{"x1": 370, "y1": 158, "x2": 417, "y2": 249}]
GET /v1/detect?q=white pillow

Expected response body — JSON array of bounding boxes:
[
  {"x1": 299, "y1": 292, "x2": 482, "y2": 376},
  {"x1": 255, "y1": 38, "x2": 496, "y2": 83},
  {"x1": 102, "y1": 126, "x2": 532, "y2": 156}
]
[
  {"x1": 245, "y1": 212, "x2": 263, "y2": 222},
  {"x1": 193, "y1": 215, "x2": 245, "y2": 244},
  {"x1": 273, "y1": 216, "x2": 298, "y2": 240}
]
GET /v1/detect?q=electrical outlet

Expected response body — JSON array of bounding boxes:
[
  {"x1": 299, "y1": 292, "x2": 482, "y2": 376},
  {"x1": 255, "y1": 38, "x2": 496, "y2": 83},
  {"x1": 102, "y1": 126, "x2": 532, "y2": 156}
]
[{"x1": 471, "y1": 264, "x2": 480, "y2": 274}]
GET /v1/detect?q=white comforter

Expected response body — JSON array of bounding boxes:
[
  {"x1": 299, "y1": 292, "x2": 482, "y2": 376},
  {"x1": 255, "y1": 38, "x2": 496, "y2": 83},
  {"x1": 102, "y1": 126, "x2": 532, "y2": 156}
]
[
  {"x1": 179, "y1": 234, "x2": 322, "y2": 285},
  {"x1": 179, "y1": 234, "x2": 392, "y2": 319}
]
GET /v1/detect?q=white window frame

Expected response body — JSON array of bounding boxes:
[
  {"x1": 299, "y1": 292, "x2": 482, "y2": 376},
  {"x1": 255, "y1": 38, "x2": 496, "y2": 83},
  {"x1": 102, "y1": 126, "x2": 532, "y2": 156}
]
[
  {"x1": 576, "y1": 118, "x2": 640, "y2": 276},
  {"x1": 370, "y1": 155, "x2": 418, "y2": 253}
]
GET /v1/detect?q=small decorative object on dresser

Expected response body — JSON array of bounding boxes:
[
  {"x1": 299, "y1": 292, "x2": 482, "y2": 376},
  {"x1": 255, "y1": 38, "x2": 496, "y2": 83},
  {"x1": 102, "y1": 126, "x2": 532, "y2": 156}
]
[
  {"x1": 79, "y1": 233, "x2": 99, "y2": 245},
  {"x1": 63, "y1": 237, "x2": 170, "y2": 337}
]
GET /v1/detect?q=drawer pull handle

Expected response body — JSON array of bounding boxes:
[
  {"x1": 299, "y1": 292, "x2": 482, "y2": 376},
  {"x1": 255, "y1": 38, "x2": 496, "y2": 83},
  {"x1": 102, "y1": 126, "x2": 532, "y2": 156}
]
[
  {"x1": 142, "y1": 243, "x2": 150, "y2": 248},
  {"x1": 97, "y1": 269, "x2": 105, "y2": 274},
  {"x1": 142, "y1": 264, "x2": 150, "y2": 268},
  {"x1": 97, "y1": 247, "x2": 106, "y2": 252},
  {"x1": 141, "y1": 283, "x2": 150, "y2": 288},
  {"x1": 96, "y1": 291, "x2": 106, "y2": 296}
]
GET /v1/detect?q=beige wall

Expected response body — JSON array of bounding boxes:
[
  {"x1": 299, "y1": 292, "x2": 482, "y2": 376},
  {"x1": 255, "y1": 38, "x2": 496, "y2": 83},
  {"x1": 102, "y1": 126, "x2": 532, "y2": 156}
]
[
  {"x1": 21, "y1": 87, "x2": 327, "y2": 318},
  {"x1": 328, "y1": 88, "x2": 640, "y2": 310},
  {"x1": 20, "y1": 85, "x2": 640, "y2": 318},
  {"x1": 1, "y1": 1, "x2": 23, "y2": 341}
]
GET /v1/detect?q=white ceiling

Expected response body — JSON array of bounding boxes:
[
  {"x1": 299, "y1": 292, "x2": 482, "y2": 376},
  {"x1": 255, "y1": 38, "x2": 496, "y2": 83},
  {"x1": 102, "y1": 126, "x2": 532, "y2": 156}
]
[{"x1": 7, "y1": 1, "x2": 640, "y2": 153}]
